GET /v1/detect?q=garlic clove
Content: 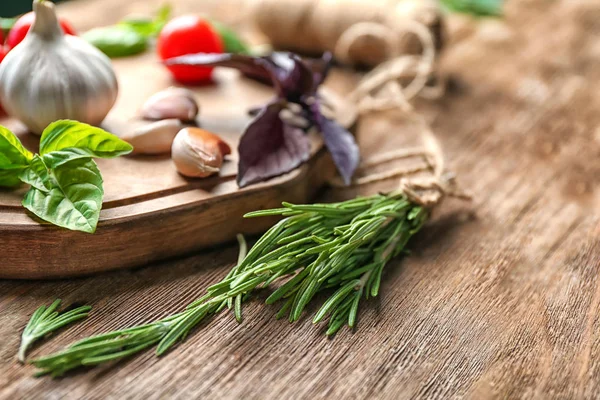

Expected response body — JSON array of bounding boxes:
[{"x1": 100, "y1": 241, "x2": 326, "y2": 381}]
[
  {"x1": 171, "y1": 127, "x2": 231, "y2": 178},
  {"x1": 0, "y1": 0, "x2": 118, "y2": 135},
  {"x1": 120, "y1": 119, "x2": 183, "y2": 155},
  {"x1": 140, "y1": 87, "x2": 199, "y2": 122}
]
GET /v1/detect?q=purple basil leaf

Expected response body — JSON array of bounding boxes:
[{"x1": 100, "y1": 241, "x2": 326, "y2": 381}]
[
  {"x1": 276, "y1": 54, "x2": 314, "y2": 100},
  {"x1": 165, "y1": 53, "x2": 259, "y2": 74},
  {"x1": 238, "y1": 101, "x2": 311, "y2": 187},
  {"x1": 310, "y1": 102, "x2": 359, "y2": 185},
  {"x1": 167, "y1": 52, "x2": 314, "y2": 99},
  {"x1": 165, "y1": 53, "x2": 283, "y2": 94},
  {"x1": 304, "y1": 52, "x2": 333, "y2": 90},
  {"x1": 247, "y1": 52, "x2": 313, "y2": 98}
]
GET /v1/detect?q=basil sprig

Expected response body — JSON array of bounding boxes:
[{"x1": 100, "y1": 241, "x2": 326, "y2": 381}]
[
  {"x1": 82, "y1": 26, "x2": 148, "y2": 58},
  {"x1": 83, "y1": 4, "x2": 172, "y2": 58},
  {"x1": 0, "y1": 126, "x2": 34, "y2": 186},
  {"x1": 0, "y1": 120, "x2": 133, "y2": 233}
]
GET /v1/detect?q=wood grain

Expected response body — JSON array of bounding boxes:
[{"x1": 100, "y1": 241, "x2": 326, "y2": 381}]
[
  {"x1": 2, "y1": 0, "x2": 600, "y2": 398},
  {"x1": 0, "y1": 32, "x2": 339, "y2": 278}
]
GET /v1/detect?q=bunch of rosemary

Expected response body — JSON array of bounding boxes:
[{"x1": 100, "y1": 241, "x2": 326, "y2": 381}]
[{"x1": 32, "y1": 192, "x2": 428, "y2": 377}]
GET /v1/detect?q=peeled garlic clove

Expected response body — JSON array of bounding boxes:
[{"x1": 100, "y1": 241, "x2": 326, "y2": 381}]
[
  {"x1": 140, "y1": 87, "x2": 199, "y2": 122},
  {"x1": 172, "y1": 127, "x2": 231, "y2": 178},
  {"x1": 120, "y1": 119, "x2": 183, "y2": 155}
]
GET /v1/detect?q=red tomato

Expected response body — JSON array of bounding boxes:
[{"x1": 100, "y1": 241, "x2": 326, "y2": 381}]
[
  {"x1": 6, "y1": 12, "x2": 76, "y2": 49},
  {"x1": 157, "y1": 16, "x2": 223, "y2": 84}
]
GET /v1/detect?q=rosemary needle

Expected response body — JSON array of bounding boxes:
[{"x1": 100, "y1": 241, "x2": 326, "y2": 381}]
[
  {"x1": 32, "y1": 193, "x2": 427, "y2": 377},
  {"x1": 18, "y1": 299, "x2": 91, "y2": 363}
]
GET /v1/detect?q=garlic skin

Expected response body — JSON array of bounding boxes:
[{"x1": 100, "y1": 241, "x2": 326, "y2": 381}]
[
  {"x1": 120, "y1": 119, "x2": 183, "y2": 155},
  {"x1": 140, "y1": 87, "x2": 199, "y2": 122},
  {"x1": 0, "y1": 0, "x2": 118, "y2": 135},
  {"x1": 172, "y1": 127, "x2": 231, "y2": 178}
]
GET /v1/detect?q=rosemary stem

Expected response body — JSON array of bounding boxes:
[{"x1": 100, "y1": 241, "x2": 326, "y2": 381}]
[
  {"x1": 357, "y1": 270, "x2": 373, "y2": 290},
  {"x1": 17, "y1": 337, "x2": 33, "y2": 363},
  {"x1": 30, "y1": 193, "x2": 428, "y2": 377}
]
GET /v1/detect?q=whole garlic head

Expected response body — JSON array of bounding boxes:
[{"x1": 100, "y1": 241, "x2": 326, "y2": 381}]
[
  {"x1": 172, "y1": 127, "x2": 232, "y2": 178},
  {"x1": 0, "y1": 0, "x2": 118, "y2": 135}
]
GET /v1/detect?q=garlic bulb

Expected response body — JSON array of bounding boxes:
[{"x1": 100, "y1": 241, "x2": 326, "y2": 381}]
[
  {"x1": 172, "y1": 127, "x2": 231, "y2": 178},
  {"x1": 0, "y1": 0, "x2": 118, "y2": 135},
  {"x1": 121, "y1": 119, "x2": 183, "y2": 155}
]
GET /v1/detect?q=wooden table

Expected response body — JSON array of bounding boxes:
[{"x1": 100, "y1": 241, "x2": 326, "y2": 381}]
[{"x1": 2, "y1": 0, "x2": 600, "y2": 398}]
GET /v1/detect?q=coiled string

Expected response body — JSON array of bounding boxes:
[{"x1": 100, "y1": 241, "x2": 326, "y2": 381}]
[{"x1": 329, "y1": 15, "x2": 469, "y2": 207}]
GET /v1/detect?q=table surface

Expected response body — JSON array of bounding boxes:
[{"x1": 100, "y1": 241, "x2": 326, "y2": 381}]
[{"x1": 2, "y1": 0, "x2": 600, "y2": 398}]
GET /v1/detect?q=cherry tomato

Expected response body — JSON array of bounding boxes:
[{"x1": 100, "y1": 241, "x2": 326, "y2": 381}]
[
  {"x1": 6, "y1": 12, "x2": 76, "y2": 49},
  {"x1": 157, "y1": 16, "x2": 223, "y2": 84}
]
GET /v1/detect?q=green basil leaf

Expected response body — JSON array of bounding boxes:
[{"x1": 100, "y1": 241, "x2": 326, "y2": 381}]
[
  {"x1": 22, "y1": 158, "x2": 104, "y2": 233},
  {"x1": 211, "y1": 21, "x2": 250, "y2": 54},
  {"x1": 19, "y1": 155, "x2": 51, "y2": 192},
  {"x1": 83, "y1": 26, "x2": 148, "y2": 58},
  {"x1": 39, "y1": 120, "x2": 133, "y2": 158},
  {"x1": 42, "y1": 148, "x2": 95, "y2": 169},
  {"x1": 440, "y1": 0, "x2": 503, "y2": 17},
  {"x1": 0, "y1": 125, "x2": 34, "y2": 169},
  {"x1": 155, "y1": 4, "x2": 172, "y2": 25},
  {"x1": 119, "y1": 18, "x2": 155, "y2": 37},
  {"x1": 0, "y1": 169, "x2": 25, "y2": 187},
  {"x1": 121, "y1": 4, "x2": 172, "y2": 37}
]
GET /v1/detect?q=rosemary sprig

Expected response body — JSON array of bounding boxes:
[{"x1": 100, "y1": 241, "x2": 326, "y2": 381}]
[
  {"x1": 18, "y1": 299, "x2": 91, "y2": 363},
  {"x1": 32, "y1": 192, "x2": 427, "y2": 377}
]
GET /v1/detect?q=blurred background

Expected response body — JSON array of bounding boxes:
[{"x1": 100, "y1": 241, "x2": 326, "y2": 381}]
[{"x1": 0, "y1": 0, "x2": 67, "y2": 16}]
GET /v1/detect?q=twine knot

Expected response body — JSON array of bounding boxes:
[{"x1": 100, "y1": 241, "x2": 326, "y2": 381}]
[{"x1": 327, "y1": 15, "x2": 469, "y2": 208}]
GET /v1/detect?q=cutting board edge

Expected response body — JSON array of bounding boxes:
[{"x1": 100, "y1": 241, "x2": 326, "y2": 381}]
[{"x1": 0, "y1": 151, "x2": 336, "y2": 279}]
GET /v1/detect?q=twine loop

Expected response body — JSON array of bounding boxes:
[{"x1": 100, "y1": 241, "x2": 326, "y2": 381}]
[{"x1": 329, "y1": 15, "x2": 469, "y2": 207}]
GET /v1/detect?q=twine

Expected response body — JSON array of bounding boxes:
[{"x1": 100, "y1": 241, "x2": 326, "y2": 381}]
[
  {"x1": 252, "y1": 0, "x2": 442, "y2": 67},
  {"x1": 329, "y1": 15, "x2": 469, "y2": 207}
]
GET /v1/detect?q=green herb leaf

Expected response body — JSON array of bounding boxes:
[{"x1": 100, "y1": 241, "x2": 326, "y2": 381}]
[
  {"x1": 155, "y1": 4, "x2": 172, "y2": 27},
  {"x1": 42, "y1": 148, "x2": 99, "y2": 169},
  {"x1": 19, "y1": 156, "x2": 50, "y2": 192},
  {"x1": 22, "y1": 157, "x2": 104, "y2": 233},
  {"x1": 0, "y1": 170, "x2": 24, "y2": 187},
  {"x1": 83, "y1": 26, "x2": 148, "y2": 58},
  {"x1": 85, "y1": 3, "x2": 172, "y2": 59},
  {"x1": 31, "y1": 193, "x2": 428, "y2": 376},
  {"x1": 121, "y1": 4, "x2": 172, "y2": 37},
  {"x1": 440, "y1": 0, "x2": 503, "y2": 17},
  {"x1": 18, "y1": 299, "x2": 91, "y2": 363},
  {"x1": 211, "y1": 21, "x2": 250, "y2": 54},
  {"x1": 0, "y1": 125, "x2": 33, "y2": 169},
  {"x1": 118, "y1": 18, "x2": 156, "y2": 37},
  {"x1": 0, "y1": 126, "x2": 34, "y2": 187},
  {"x1": 39, "y1": 120, "x2": 133, "y2": 158}
]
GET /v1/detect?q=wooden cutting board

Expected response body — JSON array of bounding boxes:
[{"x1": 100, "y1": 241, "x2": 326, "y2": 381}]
[{"x1": 0, "y1": 52, "x2": 336, "y2": 279}]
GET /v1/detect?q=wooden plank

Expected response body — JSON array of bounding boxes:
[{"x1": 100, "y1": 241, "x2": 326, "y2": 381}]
[{"x1": 1, "y1": 0, "x2": 600, "y2": 398}]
